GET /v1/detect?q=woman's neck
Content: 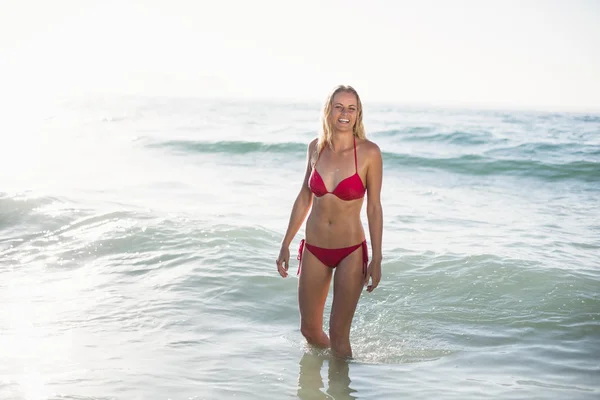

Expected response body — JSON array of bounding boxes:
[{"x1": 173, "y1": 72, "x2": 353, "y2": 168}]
[{"x1": 330, "y1": 132, "x2": 354, "y2": 153}]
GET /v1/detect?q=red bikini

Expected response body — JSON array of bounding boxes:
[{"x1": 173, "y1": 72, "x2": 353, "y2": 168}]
[
  {"x1": 297, "y1": 136, "x2": 369, "y2": 275},
  {"x1": 308, "y1": 137, "x2": 366, "y2": 201}
]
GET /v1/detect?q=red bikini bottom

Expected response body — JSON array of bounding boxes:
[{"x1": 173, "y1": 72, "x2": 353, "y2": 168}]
[{"x1": 297, "y1": 239, "x2": 368, "y2": 276}]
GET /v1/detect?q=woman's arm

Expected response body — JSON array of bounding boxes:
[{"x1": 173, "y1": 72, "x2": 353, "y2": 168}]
[
  {"x1": 365, "y1": 142, "x2": 383, "y2": 291},
  {"x1": 276, "y1": 140, "x2": 316, "y2": 277},
  {"x1": 280, "y1": 140, "x2": 316, "y2": 248}
]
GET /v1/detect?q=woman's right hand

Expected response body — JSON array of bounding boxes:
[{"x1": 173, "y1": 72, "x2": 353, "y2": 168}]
[{"x1": 276, "y1": 246, "x2": 290, "y2": 278}]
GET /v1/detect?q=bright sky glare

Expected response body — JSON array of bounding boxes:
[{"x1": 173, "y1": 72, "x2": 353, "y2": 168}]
[{"x1": 1, "y1": 0, "x2": 599, "y2": 111}]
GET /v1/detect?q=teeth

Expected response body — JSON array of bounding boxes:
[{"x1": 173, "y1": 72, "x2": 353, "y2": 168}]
[{"x1": 339, "y1": 119, "x2": 349, "y2": 123}]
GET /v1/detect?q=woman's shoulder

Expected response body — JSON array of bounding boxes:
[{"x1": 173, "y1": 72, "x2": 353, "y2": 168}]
[
  {"x1": 307, "y1": 137, "x2": 319, "y2": 151},
  {"x1": 359, "y1": 138, "x2": 381, "y2": 158}
]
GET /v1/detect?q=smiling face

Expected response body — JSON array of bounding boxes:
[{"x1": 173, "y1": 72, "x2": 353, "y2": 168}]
[{"x1": 328, "y1": 91, "x2": 359, "y2": 133}]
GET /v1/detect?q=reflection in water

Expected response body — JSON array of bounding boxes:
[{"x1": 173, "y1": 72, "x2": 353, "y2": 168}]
[
  {"x1": 297, "y1": 352, "x2": 358, "y2": 400},
  {"x1": 297, "y1": 352, "x2": 326, "y2": 400}
]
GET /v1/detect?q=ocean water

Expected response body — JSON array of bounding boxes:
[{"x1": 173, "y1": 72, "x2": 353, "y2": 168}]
[{"x1": 0, "y1": 95, "x2": 599, "y2": 400}]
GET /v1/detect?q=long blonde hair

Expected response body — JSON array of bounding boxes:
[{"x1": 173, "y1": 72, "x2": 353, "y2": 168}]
[{"x1": 313, "y1": 85, "x2": 366, "y2": 165}]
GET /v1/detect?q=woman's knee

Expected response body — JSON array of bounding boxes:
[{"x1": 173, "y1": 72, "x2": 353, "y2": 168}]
[
  {"x1": 301, "y1": 323, "x2": 329, "y2": 347},
  {"x1": 301, "y1": 324, "x2": 320, "y2": 342}
]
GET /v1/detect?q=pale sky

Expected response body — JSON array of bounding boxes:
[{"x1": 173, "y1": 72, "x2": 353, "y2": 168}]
[{"x1": 1, "y1": 0, "x2": 599, "y2": 111}]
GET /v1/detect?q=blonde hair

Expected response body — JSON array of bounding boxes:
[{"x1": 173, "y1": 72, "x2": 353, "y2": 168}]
[{"x1": 313, "y1": 85, "x2": 366, "y2": 165}]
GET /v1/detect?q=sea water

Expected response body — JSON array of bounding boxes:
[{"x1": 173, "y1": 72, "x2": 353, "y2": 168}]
[{"x1": 1, "y1": 96, "x2": 599, "y2": 399}]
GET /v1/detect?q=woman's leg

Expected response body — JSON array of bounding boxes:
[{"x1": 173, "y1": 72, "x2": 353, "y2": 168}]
[
  {"x1": 329, "y1": 247, "x2": 365, "y2": 358},
  {"x1": 298, "y1": 246, "x2": 333, "y2": 348}
]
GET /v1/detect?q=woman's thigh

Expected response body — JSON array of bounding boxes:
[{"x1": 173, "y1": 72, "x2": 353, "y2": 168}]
[
  {"x1": 298, "y1": 247, "x2": 333, "y2": 329},
  {"x1": 330, "y1": 247, "x2": 365, "y2": 336}
]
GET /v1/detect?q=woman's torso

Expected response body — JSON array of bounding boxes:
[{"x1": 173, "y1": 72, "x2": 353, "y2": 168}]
[{"x1": 305, "y1": 138, "x2": 367, "y2": 247}]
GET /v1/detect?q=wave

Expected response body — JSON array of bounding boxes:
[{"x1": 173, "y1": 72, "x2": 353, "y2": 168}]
[
  {"x1": 375, "y1": 127, "x2": 434, "y2": 136},
  {"x1": 486, "y1": 142, "x2": 600, "y2": 159},
  {"x1": 573, "y1": 114, "x2": 600, "y2": 123},
  {"x1": 382, "y1": 152, "x2": 599, "y2": 182},
  {"x1": 373, "y1": 129, "x2": 495, "y2": 145},
  {"x1": 0, "y1": 193, "x2": 63, "y2": 230},
  {"x1": 148, "y1": 139, "x2": 306, "y2": 155},
  {"x1": 146, "y1": 139, "x2": 599, "y2": 182},
  {"x1": 408, "y1": 130, "x2": 492, "y2": 145}
]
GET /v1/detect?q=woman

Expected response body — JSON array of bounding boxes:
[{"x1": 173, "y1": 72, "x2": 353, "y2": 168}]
[{"x1": 276, "y1": 85, "x2": 383, "y2": 359}]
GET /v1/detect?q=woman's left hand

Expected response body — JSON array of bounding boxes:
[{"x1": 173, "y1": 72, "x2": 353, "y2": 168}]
[{"x1": 364, "y1": 258, "x2": 382, "y2": 292}]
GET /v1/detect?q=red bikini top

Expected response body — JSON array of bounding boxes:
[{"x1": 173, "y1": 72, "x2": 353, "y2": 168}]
[{"x1": 309, "y1": 136, "x2": 366, "y2": 201}]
